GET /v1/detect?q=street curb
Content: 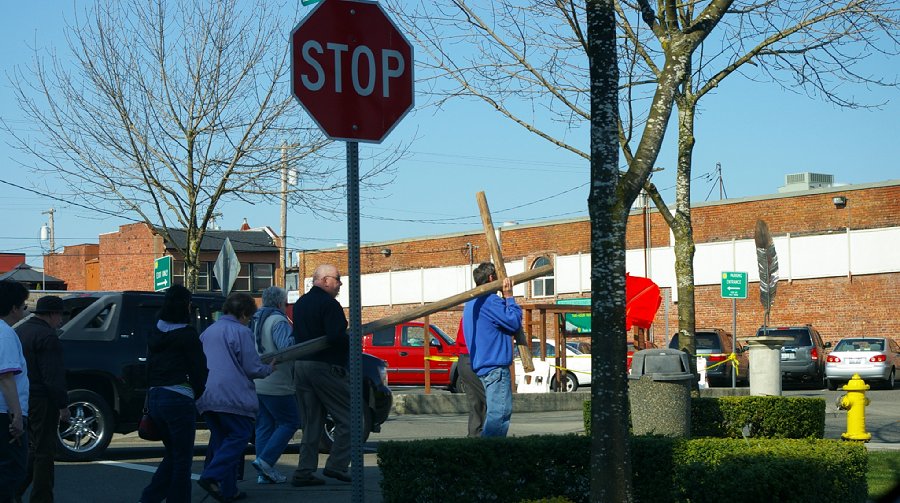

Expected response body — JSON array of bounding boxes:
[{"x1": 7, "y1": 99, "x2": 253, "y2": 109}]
[
  {"x1": 391, "y1": 392, "x2": 586, "y2": 414},
  {"x1": 391, "y1": 387, "x2": 751, "y2": 415}
]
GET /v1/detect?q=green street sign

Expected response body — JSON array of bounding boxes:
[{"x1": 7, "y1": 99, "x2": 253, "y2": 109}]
[
  {"x1": 557, "y1": 298, "x2": 591, "y2": 333},
  {"x1": 721, "y1": 271, "x2": 747, "y2": 299},
  {"x1": 154, "y1": 255, "x2": 172, "y2": 292}
]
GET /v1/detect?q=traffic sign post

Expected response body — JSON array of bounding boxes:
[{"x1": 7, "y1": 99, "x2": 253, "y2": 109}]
[
  {"x1": 721, "y1": 271, "x2": 748, "y2": 299},
  {"x1": 291, "y1": 2, "x2": 414, "y2": 499},
  {"x1": 154, "y1": 256, "x2": 172, "y2": 292},
  {"x1": 721, "y1": 271, "x2": 747, "y2": 387},
  {"x1": 213, "y1": 238, "x2": 241, "y2": 297}
]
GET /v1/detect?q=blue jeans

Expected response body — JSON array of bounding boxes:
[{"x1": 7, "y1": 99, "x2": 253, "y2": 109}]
[
  {"x1": 479, "y1": 367, "x2": 512, "y2": 437},
  {"x1": 255, "y1": 394, "x2": 300, "y2": 467},
  {"x1": 139, "y1": 388, "x2": 197, "y2": 503},
  {"x1": 201, "y1": 412, "x2": 254, "y2": 500}
]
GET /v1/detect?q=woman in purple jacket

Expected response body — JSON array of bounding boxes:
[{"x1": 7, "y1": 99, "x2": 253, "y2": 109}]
[{"x1": 196, "y1": 293, "x2": 274, "y2": 502}]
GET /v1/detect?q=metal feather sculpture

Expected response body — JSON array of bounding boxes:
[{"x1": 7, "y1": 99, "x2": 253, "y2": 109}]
[{"x1": 754, "y1": 220, "x2": 779, "y2": 329}]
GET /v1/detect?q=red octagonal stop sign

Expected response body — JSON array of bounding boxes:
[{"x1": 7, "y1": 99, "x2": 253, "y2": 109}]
[{"x1": 291, "y1": 0, "x2": 414, "y2": 143}]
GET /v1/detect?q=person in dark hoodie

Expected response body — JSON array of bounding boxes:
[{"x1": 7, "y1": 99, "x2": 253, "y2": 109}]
[{"x1": 139, "y1": 285, "x2": 208, "y2": 503}]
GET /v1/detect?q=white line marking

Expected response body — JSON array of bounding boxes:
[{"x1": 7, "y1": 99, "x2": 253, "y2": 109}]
[{"x1": 96, "y1": 461, "x2": 200, "y2": 480}]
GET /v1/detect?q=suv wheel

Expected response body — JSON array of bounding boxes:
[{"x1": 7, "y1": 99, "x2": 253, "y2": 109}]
[
  {"x1": 318, "y1": 408, "x2": 372, "y2": 454},
  {"x1": 57, "y1": 390, "x2": 115, "y2": 461}
]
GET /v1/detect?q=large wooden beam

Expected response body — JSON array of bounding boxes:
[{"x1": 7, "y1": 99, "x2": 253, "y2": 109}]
[
  {"x1": 476, "y1": 191, "x2": 535, "y2": 372},
  {"x1": 261, "y1": 264, "x2": 554, "y2": 363}
]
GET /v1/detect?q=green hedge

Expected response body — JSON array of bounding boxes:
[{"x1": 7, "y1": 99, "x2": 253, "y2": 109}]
[
  {"x1": 691, "y1": 396, "x2": 825, "y2": 438},
  {"x1": 378, "y1": 436, "x2": 867, "y2": 503},
  {"x1": 583, "y1": 396, "x2": 825, "y2": 439}
]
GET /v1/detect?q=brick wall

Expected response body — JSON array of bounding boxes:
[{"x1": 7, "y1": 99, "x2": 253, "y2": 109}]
[
  {"x1": 657, "y1": 272, "x2": 900, "y2": 347},
  {"x1": 44, "y1": 244, "x2": 99, "y2": 290},
  {"x1": 99, "y1": 223, "x2": 163, "y2": 291},
  {"x1": 298, "y1": 182, "x2": 900, "y2": 342}
]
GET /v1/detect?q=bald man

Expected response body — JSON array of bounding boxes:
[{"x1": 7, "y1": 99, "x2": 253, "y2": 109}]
[{"x1": 290, "y1": 264, "x2": 352, "y2": 487}]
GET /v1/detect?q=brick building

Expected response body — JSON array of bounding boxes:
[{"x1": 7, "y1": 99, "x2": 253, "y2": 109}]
[
  {"x1": 45, "y1": 222, "x2": 282, "y2": 295},
  {"x1": 292, "y1": 180, "x2": 899, "y2": 347}
]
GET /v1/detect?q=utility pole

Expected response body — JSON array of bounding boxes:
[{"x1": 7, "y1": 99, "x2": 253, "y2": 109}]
[
  {"x1": 42, "y1": 208, "x2": 56, "y2": 253},
  {"x1": 717, "y1": 162, "x2": 728, "y2": 200},
  {"x1": 281, "y1": 143, "x2": 289, "y2": 288}
]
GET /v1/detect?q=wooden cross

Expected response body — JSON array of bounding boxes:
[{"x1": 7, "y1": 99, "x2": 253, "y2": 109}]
[{"x1": 476, "y1": 191, "x2": 535, "y2": 373}]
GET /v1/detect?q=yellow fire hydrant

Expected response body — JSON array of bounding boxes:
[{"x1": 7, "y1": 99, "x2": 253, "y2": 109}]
[{"x1": 838, "y1": 373, "x2": 871, "y2": 442}]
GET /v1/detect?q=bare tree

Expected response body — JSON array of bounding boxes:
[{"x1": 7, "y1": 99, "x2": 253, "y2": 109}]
[
  {"x1": 386, "y1": 1, "x2": 732, "y2": 500},
  {"x1": 632, "y1": 0, "x2": 899, "y2": 358},
  {"x1": 387, "y1": 0, "x2": 900, "y2": 500},
  {"x1": 4, "y1": 0, "x2": 397, "y2": 288}
]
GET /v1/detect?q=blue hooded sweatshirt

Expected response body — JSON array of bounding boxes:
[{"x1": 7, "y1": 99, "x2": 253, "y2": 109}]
[{"x1": 464, "y1": 293, "x2": 522, "y2": 377}]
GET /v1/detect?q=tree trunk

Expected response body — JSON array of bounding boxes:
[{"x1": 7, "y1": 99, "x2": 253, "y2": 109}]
[
  {"x1": 185, "y1": 228, "x2": 202, "y2": 291},
  {"x1": 672, "y1": 99, "x2": 697, "y2": 358},
  {"x1": 587, "y1": 2, "x2": 632, "y2": 502}
]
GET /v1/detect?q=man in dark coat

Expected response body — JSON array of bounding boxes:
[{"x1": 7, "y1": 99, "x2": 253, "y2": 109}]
[
  {"x1": 15, "y1": 296, "x2": 69, "y2": 503},
  {"x1": 291, "y1": 264, "x2": 352, "y2": 486}
]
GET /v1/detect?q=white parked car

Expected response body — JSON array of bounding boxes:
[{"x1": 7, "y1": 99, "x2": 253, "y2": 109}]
[
  {"x1": 515, "y1": 340, "x2": 591, "y2": 392},
  {"x1": 825, "y1": 337, "x2": 900, "y2": 390}
]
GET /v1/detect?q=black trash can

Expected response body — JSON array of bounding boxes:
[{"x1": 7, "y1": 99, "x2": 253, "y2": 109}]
[{"x1": 628, "y1": 348, "x2": 694, "y2": 437}]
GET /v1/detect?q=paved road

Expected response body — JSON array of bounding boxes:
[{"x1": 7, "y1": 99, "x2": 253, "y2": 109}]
[{"x1": 42, "y1": 387, "x2": 898, "y2": 503}]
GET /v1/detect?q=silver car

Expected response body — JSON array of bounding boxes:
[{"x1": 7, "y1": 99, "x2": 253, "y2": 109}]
[{"x1": 825, "y1": 337, "x2": 900, "y2": 390}]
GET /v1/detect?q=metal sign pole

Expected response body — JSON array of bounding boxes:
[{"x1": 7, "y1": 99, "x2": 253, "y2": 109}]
[
  {"x1": 346, "y1": 141, "x2": 364, "y2": 501},
  {"x1": 732, "y1": 298, "x2": 737, "y2": 388}
]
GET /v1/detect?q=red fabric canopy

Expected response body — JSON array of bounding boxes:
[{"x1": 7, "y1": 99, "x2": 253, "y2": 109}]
[{"x1": 625, "y1": 273, "x2": 661, "y2": 330}]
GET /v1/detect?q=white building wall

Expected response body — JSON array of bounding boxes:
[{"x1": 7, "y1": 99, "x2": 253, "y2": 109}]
[{"x1": 303, "y1": 227, "x2": 900, "y2": 307}]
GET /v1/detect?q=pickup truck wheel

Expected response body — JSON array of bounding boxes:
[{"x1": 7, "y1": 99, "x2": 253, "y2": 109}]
[
  {"x1": 318, "y1": 408, "x2": 371, "y2": 454},
  {"x1": 550, "y1": 372, "x2": 578, "y2": 393},
  {"x1": 57, "y1": 390, "x2": 115, "y2": 462}
]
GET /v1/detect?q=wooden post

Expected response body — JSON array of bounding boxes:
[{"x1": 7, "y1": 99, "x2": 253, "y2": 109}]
[
  {"x1": 423, "y1": 314, "x2": 431, "y2": 394},
  {"x1": 261, "y1": 265, "x2": 553, "y2": 363},
  {"x1": 475, "y1": 191, "x2": 535, "y2": 373}
]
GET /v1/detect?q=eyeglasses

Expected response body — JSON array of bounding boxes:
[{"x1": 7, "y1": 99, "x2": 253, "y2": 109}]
[{"x1": 324, "y1": 275, "x2": 342, "y2": 283}]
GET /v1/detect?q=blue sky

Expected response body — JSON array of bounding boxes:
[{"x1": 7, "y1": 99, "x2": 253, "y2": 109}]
[{"x1": 2, "y1": 2, "x2": 898, "y2": 270}]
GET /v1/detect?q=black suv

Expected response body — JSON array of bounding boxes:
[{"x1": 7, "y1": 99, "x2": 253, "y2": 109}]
[
  {"x1": 756, "y1": 325, "x2": 829, "y2": 387},
  {"x1": 53, "y1": 291, "x2": 225, "y2": 460},
  {"x1": 43, "y1": 291, "x2": 391, "y2": 461}
]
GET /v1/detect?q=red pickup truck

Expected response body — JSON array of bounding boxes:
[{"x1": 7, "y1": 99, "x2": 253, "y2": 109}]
[{"x1": 362, "y1": 322, "x2": 462, "y2": 388}]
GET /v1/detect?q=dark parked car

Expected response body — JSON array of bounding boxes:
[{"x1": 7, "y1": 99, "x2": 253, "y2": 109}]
[
  {"x1": 668, "y1": 329, "x2": 749, "y2": 386},
  {"x1": 36, "y1": 291, "x2": 390, "y2": 461},
  {"x1": 319, "y1": 353, "x2": 392, "y2": 452},
  {"x1": 756, "y1": 324, "x2": 829, "y2": 387}
]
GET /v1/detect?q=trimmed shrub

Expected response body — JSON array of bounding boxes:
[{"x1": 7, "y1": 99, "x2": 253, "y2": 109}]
[
  {"x1": 691, "y1": 396, "x2": 825, "y2": 438},
  {"x1": 378, "y1": 436, "x2": 866, "y2": 503},
  {"x1": 378, "y1": 435, "x2": 590, "y2": 503},
  {"x1": 583, "y1": 396, "x2": 825, "y2": 439}
]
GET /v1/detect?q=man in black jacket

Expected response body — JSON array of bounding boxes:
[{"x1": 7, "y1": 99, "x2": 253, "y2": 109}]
[
  {"x1": 291, "y1": 264, "x2": 352, "y2": 487},
  {"x1": 15, "y1": 296, "x2": 69, "y2": 503}
]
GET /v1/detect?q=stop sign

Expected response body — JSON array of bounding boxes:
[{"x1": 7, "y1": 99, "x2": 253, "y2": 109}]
[{"x1": 291, "y1": 0, "x2": 414, "y2": 143}]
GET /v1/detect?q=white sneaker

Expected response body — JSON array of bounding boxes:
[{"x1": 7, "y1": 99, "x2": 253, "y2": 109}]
[
  {"x1": 257, "y1": 475, "x2": 272, "y2": 485},
  {"x1": 252, "y1": 458, "x2": 287, "y2": 484}
]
